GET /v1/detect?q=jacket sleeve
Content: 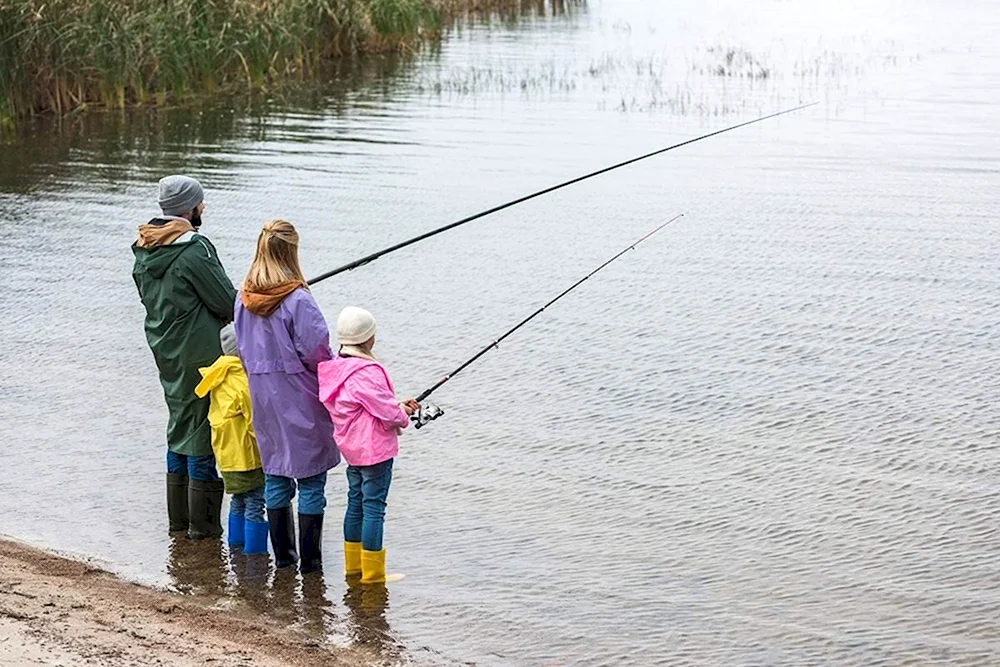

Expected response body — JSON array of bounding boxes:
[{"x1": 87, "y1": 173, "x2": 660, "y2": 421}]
[
  {"x1": 193, "y1": 368, "x2": 212, "y2": 398},
  {"x1": 186, "y1": 236, "x2": 238, "y2": 323},
  {"x1": 240, "y1": 385, "x2": 257, "y2": 439},
  {"x1": 290, "y1": 293, "x2": 333, "y2": 373},
  {"x1": 351, "y1": 366, "x2": 410, "y2": 430},
  {"x1": 132, "y1": 272, "x2": 144, "y2": 304}
]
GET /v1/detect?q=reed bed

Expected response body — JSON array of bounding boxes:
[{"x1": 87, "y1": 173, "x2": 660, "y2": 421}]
[{"x1": 0, "y1": 0, "x2": 573, "y2": 126}]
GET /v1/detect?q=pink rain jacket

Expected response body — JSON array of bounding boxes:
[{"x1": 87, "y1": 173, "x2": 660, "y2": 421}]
[{"x1": 317, "y1": 355, "x2": 409, "y2": 467}]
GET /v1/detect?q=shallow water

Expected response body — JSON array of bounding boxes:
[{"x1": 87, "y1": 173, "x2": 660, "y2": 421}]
[{"x1": 2, "y1": 0, "x2": 999, "y2": 664}]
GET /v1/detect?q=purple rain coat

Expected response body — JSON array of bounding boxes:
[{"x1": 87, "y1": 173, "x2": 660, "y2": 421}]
[{"x1": 234, "y1": 288, "x2": 340, "y2": 478}]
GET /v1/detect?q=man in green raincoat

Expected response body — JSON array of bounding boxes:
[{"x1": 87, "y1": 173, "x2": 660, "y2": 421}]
[{"x1": 132, "y1": 175, "x2": 238, "y2": 539}]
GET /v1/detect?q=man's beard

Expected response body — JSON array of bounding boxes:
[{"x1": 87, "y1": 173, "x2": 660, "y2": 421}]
[{"x1": 190, "y1": 209, "x2": 202, "y2": 228}]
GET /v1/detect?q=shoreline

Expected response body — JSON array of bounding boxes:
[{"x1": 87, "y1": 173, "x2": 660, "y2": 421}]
[
  {"x1": 0, "y1": 0, "x2": 581, "y2": 127},
  {"x1": 0, "y1": 537, "x2": 376, "y2": 666}
]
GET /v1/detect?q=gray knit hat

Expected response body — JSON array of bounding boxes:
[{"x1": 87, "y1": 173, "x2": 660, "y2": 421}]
[
  {"x1": 158, "y1": 175, "x2": 204, "y2": 216},
  {"x1": 220, "y1": 324, "x2": 239, "y2": 357}
]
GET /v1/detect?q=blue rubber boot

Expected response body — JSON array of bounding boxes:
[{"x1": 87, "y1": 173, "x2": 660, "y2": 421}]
[
  {"x1": 228, "y1": 512, "x2": 246, "y2": 547},
  {"x1": 244, "y1": 520, "x2": 269, "y2": 555}
]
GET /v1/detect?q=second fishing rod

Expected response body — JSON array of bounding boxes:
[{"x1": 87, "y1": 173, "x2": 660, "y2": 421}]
[
  {"x1": 409, "y1": 213, "x2": 684, "y2": 429},
  {"x1": 307, "y1": 102, "x2": 815, "y2": 286}
]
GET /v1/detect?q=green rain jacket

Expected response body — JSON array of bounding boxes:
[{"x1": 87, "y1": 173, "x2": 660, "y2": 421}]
[{"x1": 132, "y1": 223, "x2": 238, "y2": 457}]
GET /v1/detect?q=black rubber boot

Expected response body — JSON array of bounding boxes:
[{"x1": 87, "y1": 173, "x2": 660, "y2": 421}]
[
  {"x1": 298, "y1": 513, "x2": 324, "y2": 575},
  {"x1": 188, "y1": 479, "x2": 224, "y2": 539},
  {"x1": 204, "y1": 479, "x2": 224, "y2": 536},
  {"x1": 267, "y1": 507, "x2": 298, "y2": 569},
  {"x1": 166, "y1": 474, "x2": 189, "y2": 533}
]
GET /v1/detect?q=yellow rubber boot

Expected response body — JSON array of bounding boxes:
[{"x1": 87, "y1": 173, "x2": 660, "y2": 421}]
[
  {"x1": 361, "y1": 548, "x2": 386, "y2": 584},
  {"x1": 344, "y1": 541, "x2": 362, "y2": 576}
]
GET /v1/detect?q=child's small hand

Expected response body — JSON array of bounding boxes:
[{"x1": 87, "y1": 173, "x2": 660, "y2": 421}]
[{"x1": 400, "y1": 398, "x2": 420, "y2": 416}]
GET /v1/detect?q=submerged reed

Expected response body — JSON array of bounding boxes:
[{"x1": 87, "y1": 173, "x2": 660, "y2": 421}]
[{"x1": 0, "y1": 0, "x2": 573, "y2": 126}]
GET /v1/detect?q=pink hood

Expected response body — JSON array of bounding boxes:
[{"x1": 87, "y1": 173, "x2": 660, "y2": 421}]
[{"x1": 317, "y1": 356, "x2": 409, "y2": 467}]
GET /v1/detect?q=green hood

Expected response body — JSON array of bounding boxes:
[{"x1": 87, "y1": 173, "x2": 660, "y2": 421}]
[{"x1": 132, "y1": 237, "x2": 200, "y2": 279}]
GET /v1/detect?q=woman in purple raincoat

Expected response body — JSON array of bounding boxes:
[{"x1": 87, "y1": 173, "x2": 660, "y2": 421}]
[{"x1": 234, "y1": 219, "x2": 339, "y2": 573}]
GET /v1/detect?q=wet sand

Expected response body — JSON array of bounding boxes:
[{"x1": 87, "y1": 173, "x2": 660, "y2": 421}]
[{"x1": 0, "y1": 538, "x2": 373, "y2": 667}]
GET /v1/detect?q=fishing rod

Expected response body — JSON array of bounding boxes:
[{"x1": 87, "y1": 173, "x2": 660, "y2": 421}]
[
  {"x1": 410, "y1": 213, "x2": 684, "y2": 429},
  {"x1": 306, "y1": 102, "x2": 815, "y2": 286}
]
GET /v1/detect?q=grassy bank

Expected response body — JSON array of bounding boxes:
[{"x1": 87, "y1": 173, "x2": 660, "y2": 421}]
[{"x1": 0, "y1": 0, "x2": 576, "y2": 127}]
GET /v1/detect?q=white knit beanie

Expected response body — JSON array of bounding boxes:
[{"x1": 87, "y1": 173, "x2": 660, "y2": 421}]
[{"x1": 337, "y1": 307, "x2": 377, "y2": 345}]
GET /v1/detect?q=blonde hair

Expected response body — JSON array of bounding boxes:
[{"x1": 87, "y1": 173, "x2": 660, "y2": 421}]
[{"x1": 244, "y1": 219, "x2": 308, "y2": 291}]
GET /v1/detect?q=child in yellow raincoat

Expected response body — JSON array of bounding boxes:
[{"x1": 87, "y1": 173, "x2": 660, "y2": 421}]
[{"x1": 194, "y1": 325, "x2": 268, "y2": 554}]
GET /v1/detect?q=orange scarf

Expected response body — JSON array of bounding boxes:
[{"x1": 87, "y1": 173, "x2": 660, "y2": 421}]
[{"x1": 241, "y1": 280, "x2": 304, "y2": 316}]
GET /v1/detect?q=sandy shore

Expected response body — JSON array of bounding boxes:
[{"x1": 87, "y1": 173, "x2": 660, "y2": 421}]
[{"x1": 0, "y1": 538, "x2": 381, "y2": 667}]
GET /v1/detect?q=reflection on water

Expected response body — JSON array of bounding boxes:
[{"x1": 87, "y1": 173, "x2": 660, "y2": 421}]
[
  {"x1": 167, "y1": 536, "x2": 228, "y2": 597},
  {"x1": 299, "y1": 574, "x2": 334, "y2": 637},
  {"x1": 210, "y1": 549, "x2": 342, "y2": 642},
  {"x1": 229, "y1": 551, "x2": 273, "y2": 609},
  {"x1": 0, "y1": 54, "x2": 415, "y2": 196},
  {"x1": 195, "y1": 542, "x2": 397, "y2": 659},
  {"x1": 2, "y1": 0, "x2": 1000, "y2": 665},
  {"x1": 343, "y1": 582, "x2": 402, "y2": 663}
]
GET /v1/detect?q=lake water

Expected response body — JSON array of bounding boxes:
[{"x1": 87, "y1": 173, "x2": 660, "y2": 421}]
[{"x1": 1, "y1": 0, "x2": 998, "y2": 664}]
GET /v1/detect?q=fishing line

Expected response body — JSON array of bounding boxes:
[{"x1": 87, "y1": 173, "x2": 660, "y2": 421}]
[
  {"x1": 307, "y1": 102, "x2": 816, "y2": 286},
  {"x1": 411, "y1": 213, "x2": 685, "y2": 429}
]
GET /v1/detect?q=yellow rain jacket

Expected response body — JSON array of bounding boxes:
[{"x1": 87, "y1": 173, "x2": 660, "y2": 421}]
[{"x1": 194, "y1": 356, "x2": 263, "y2": 494}]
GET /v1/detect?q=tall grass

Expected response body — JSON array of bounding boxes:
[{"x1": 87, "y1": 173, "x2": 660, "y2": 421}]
[{"x1": 0, "y1": 0, "x2": 452, "y2": 126}]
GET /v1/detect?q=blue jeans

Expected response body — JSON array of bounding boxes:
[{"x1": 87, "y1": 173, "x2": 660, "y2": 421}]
[
  {"x1": 166, "y1": 450, "x2": 219, "y2": 481},
  {"x1": 344, "y1": 459, "x2": 393, "y2": 552},
  {"x1": 265, "y1": 473, "x2": 328, "y2": 515},
  {"x1": 230, "y1": 487, "x2": 266, "y2": 524}
]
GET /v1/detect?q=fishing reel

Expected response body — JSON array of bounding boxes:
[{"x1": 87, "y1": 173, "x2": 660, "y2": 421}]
[{"x1": 412, "y1": 403, "x2": 445, "y2": 430}]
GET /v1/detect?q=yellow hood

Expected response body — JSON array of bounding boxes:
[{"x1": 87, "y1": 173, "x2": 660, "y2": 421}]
[{"x1": 195, "y1": 355, "x2": 244, "y2": 398}]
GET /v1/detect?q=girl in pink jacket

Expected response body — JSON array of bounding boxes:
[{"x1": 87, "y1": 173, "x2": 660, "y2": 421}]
[{"x1": 317, "y1": 307, "x2": 419, "y2": 584}]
